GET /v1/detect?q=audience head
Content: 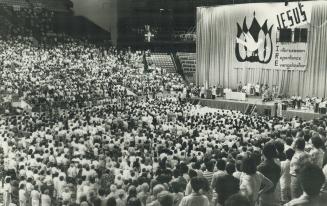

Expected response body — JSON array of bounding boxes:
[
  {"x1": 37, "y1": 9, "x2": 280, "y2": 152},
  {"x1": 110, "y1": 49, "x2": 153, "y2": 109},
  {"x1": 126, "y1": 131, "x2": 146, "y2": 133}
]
[
  {"x1": 225, "y1": 163, "x2": 236, "y2": 175},
  {"x1": 205, "y1": 160, "x2": 215, "y2": 172},
  {"x1": 285, "y1": 148, "x2": 295, "y2": 161},
  {"x1": 311, "y1": 136, "x2": 324, "y2": 149},
  {"x1": 190, "y1": 177, "x2": 202, "y2": 193},
  {"x1": 153, "y1": 184, "x2": 165, "y2": 198},
  {"x1": 106, "y1": 197, "x2": 117, "y2": 206},
  {"x1": 216, "y1": 159, "x2": 226, "y2": 171},
  {"x1": 225, "y1": 194, "x2": 250, "y2": 206},
  {"x1": 262, "y1": 142, "x2": 277, "y2": 160},
  {"x1": 299, "y1": 163, "x2": 325, "y2": 196},
  {"x1": 295, "y1": 138, "x2": 306, "y2": 151},
  {"x1": 157, "y1": 191, "x2": 174, "y2": 206},
  {"x1": 127, "y1": 197, "x2": 142, "y2": 206},
  {"x1": 242, "y1": 157, "x2": 257, "y2": 175}
]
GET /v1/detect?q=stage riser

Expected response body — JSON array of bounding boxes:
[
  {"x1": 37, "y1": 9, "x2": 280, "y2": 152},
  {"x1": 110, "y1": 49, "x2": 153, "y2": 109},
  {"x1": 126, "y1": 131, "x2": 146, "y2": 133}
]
[
  {"x1": 195, "y1": 98, "x2": 325, "y2": 121},
  {"x1": 197, "y1": 98, "x2": 274, "y2": 116}
]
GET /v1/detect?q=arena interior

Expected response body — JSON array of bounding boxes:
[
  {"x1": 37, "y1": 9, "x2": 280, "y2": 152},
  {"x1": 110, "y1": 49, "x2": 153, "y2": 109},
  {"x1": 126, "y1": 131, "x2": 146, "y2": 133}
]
[{"x1": 1, "y1": 0, "x2": 327, "y2": 206}]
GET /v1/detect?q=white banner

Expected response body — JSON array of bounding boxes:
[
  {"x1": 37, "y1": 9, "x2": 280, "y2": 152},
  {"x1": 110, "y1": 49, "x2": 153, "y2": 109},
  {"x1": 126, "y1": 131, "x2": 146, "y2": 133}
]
[{"x1": 233, "y1": 2, "x2": 312, "y2": 70}]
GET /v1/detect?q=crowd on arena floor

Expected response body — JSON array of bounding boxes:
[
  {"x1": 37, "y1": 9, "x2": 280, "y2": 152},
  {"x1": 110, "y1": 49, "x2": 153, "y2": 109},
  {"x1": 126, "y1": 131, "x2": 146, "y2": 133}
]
[{"x1": 1, "y1": 35, "x2": 327, "y2": 206}]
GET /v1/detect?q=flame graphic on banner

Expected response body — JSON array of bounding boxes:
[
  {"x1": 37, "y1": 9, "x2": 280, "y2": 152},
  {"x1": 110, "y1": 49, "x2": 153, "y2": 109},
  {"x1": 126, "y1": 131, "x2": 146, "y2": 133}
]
[{"x1": 235, "y1": 13, "x2": 274, "y2": 64}]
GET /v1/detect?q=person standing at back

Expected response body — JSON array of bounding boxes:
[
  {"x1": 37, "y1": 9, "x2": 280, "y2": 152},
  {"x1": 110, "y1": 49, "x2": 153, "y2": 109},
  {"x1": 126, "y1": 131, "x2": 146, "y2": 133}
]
[
  {"x1": 284, "y1": 163, "x2": 327, "y2": 206},
  {"x1": 215, "y1": 163, "x2": 240, "y2": 206},
  {"x1": 257, "y1": 142, "x2": 282, "y2": 206},
  {"x1": 239, "y1": 157, "x2": 273, "y2": 206},
  {"x1": 280, "y1": 149, "x2": 295, "y2": 204},
  {"x1": 290, "y1": 138, "x2": 311, "y2": 199}
]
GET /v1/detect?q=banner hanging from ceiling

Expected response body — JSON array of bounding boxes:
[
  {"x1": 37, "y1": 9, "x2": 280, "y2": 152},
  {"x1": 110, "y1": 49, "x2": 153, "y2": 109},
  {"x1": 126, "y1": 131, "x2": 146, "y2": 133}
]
[{"x1": 232, "y1": 2, "x2": 312, "y2": 70}]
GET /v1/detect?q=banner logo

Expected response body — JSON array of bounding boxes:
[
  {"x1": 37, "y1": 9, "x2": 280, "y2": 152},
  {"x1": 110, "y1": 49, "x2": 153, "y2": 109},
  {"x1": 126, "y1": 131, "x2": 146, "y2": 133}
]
[{"x1": 235, "y1": 12, "x2": 273, "y2": 64}]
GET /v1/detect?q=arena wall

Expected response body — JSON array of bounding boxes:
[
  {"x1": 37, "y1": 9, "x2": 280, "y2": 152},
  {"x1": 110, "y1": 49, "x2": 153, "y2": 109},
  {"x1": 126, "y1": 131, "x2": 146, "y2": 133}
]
[{"x1": 72, "y1": 0, "x2": 117, "y2": 44}]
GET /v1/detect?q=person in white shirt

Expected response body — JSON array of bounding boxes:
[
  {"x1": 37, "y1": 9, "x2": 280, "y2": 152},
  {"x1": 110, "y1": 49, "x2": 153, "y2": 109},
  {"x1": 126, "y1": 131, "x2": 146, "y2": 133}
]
[
  {"x1": 239, "y1": 157, "x2": 273, "y2": 206},
  {"x1": 19, "y1": 184, "x2": 27, "y2": 206},
  {"x1": 61, "y1": 187, "x2": 72, "y2": 204},
  {"x1": 30, "y1": 186, "x2": 40, "y2": 206},
  {"x1": 3, "y1": 177, "x2": 12, "y2": 206},
  {"x1": 179, "y1": 177, "x2": 210, "y2": 206},
  {"x1": 280, "y1": 149, "x2": 295, "y2": 204},
  {"x1": 310, "y1": 136, "x2": 325, "y2": 168},
  {"x1": 200, "y1": 85, "x2": 205, "y2": 98},
  {"x1": 41, "y1": 190, "x2": 51, "y2": 206},
  {"x1": 211, "y1": 86, "x2": 217, "y2": 99}
]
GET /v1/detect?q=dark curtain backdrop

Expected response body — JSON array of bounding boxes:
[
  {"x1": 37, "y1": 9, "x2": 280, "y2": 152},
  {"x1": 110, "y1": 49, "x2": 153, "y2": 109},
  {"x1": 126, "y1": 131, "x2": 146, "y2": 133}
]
[{"x1": 196, "y1": 2, "x2": 327, "y2": 97}]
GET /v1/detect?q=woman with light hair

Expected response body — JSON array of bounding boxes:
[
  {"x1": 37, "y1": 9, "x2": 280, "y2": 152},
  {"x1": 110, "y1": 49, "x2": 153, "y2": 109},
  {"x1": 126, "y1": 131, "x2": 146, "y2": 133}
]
[
  {"x1": 147, "y1": 184, "x2": 166, "y2": 206},
  {"x1": 137, "y1": 183, "x2": 149, "y2": 206},
  {"x1": 109, "y1": 184, "x2": 118, "y2": 199}
]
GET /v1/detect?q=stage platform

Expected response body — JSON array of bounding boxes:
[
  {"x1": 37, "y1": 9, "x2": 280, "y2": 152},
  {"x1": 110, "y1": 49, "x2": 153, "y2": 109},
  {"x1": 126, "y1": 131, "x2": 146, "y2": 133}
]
[{"x1": 192, "y1": 97, "x2": 326, "y2": 121}]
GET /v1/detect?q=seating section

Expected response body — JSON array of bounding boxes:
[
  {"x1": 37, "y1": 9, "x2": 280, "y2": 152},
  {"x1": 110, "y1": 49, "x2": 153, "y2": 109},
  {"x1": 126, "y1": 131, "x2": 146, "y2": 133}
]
[
  {"x1": 146, "y1": 53, "x2": 176, "y2": 73},
  {"x1": 31, "y1": 0, "x2": 67, "y2": 12},
  {"x1": 0, "y1": 1, "x2": 109, "y2": 42},
  {"x1": 0, "y1": 0, "x2": 69, "y2": 12},
  {"x1": 0, "y1": 0, "x2": 30, "y2": 8},
  {"x1": 177, "y1": 52, "x2": 196, "y2": 73}
]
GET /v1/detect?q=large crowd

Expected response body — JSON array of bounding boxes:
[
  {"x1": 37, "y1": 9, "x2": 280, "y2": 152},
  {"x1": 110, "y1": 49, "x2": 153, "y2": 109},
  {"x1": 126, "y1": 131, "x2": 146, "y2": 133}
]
[{"x1": 0, "y1": 21, "x2": 327, "y2": 206}]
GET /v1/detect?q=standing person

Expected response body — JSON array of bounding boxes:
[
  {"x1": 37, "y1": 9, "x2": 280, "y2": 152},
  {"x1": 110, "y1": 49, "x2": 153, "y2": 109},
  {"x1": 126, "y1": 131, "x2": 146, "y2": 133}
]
[
  {"x1": 211, "y1": 159, "x2": 226, "y2": 189},
  {"x1": 257, "y1": 143, "x2": 282, "y2": 206},
  {"x1": 214, "y1": 163, "x2": 240, "y2": 206},
  {"x1": 290, "y1": 138, "x2": 311, "y2": 199},
  {"x1": 3, "y1": 176, "x2": 12, "y2": 206},
  {"x1": 19, "y1": 184, "x2": 27, "y2": 206},
  {"x1": 239, "y1": 157, "x2": 273, "y2": 206},
  {"x1": 310, "y1": 136, "x2": 325, "y2": 169},
  {"x1": 224, "y1": 194, "x2": 251, "y2": 206},
  {"x1": 203, "y1": 160, "x2": 215, "y2": 186},
  {"x1": 200, "y1": 85, "x2": 205, "y2": 99},
  {"x1": 217, "y1": 84, "x2": 223, "y2": 97},
  {"x1": 280, "y1": 149, "x2": 295, "y2": 204},
  {"x1": 170, "y1": 182, "x2": 184, "y2": 206},
  {"x1": 211, "y1": 86, "x2": 217, "y2": 99},
  {"x1": 237, "y1": 82, "x2": 242, "y2": 92},
  {"x1": 41, "y1": 190, "x2": 51, "y2": 206},
  {"x1": 284, "y1": 164, "x2": 327, "y2": 206},
  {"x1": 179, "y1": 177, "x2": 210, "y2": 206},
  {"x1": 157, "y1": 191, "x2": 174, "y2": 206},
  {"x1": 31, "y1": 186, "x2": 41, "y2": 206}
]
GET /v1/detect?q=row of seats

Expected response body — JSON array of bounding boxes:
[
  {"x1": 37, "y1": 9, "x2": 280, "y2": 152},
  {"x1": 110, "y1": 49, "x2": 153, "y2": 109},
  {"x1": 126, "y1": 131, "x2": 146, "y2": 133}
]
[
  {"x1": 40, "y1": 0, "x2": 68, "y2": 12},
  {"x1": 146, "y1": 53, "x2": 176, "y2": 73},
  {"x1": 0, "y1": 0, "x2": 29, "y2": 8},
  {"x1": 177, "y1": 52, "x2": 196, "y2": 73},
  {"x1": 0, "y1": 0, "x2": 69, "y2": 12}
]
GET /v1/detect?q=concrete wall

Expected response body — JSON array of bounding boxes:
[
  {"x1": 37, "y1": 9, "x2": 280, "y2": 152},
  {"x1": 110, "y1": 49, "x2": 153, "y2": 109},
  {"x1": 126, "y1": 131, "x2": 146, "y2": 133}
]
[{"x1": 71, "y1": 0, "x2": 117, "y2": 45}]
